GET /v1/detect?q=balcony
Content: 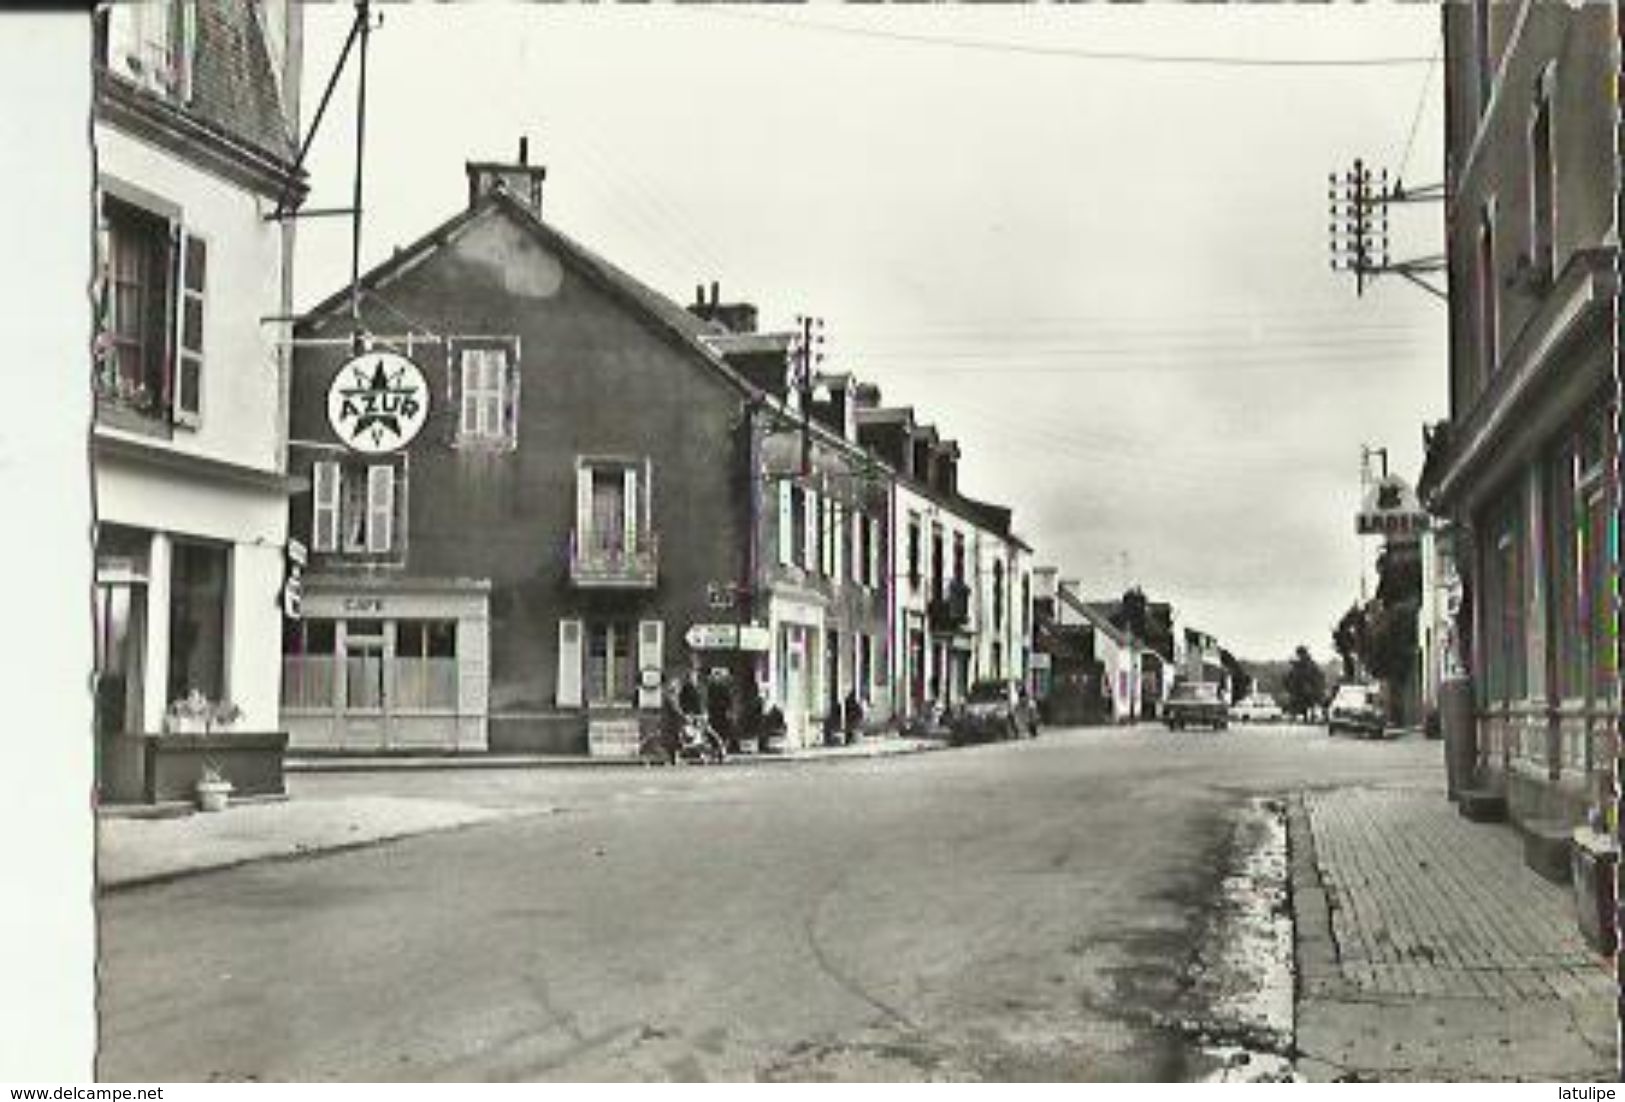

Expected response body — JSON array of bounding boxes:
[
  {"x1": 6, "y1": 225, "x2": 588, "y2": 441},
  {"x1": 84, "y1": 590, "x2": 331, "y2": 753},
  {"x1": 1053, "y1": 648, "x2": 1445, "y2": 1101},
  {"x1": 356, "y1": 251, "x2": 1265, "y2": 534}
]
[
  {"x1": 569, "y1": 529, "x2": 659, "y2": 590},
  {"x1": 928, "y1": 580, "x2": 972, "y2": 634}
]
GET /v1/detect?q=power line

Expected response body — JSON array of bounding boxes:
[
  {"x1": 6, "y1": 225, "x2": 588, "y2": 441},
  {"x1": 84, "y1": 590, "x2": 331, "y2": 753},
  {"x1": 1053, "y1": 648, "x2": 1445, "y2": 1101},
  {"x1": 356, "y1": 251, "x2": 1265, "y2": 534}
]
[
  {"x1": 703, "y1": 7, "x2": 1437, "y2": 69},
  {"x1": 1396, "y1": 35, "x2": 1441, "y2": 184}
]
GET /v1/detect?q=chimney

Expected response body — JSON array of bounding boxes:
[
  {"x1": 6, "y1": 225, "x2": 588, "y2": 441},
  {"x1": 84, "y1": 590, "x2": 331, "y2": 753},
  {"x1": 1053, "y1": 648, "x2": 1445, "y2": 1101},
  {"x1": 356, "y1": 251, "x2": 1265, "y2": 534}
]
[
  {"x1": 851, "y1": 382, "x2": 882, "y2": 410},
  {"x1": 466, "y1": 137, "x2": 547, "y2": 219},
  {"x1": 687, "y1": 279, "x2": 758, "y2": 334}
]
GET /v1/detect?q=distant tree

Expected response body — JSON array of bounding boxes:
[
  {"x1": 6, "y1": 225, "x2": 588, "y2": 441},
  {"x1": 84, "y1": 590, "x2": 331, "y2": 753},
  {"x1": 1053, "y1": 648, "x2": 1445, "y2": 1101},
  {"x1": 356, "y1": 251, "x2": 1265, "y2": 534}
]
[
  {"x1": 1219, "y1": 648, "x2": 1253, "y2": 702},
  {"x1": 1332, "y1": 604, "x2": 1367, "y2": 681},
  {"x1": 1119, "y1": 586, "x2": 1150, "y2": 642},
  {"x1": 1283, "y1": 645, "x2": 1327, "y2": 718}
]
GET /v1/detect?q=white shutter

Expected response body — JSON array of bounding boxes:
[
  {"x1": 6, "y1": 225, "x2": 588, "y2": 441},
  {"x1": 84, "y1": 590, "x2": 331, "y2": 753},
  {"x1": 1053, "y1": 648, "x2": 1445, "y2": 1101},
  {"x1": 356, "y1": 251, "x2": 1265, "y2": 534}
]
[
  {"x1": 777, "y1": 482, "x2": 793, "y2": 566},
  {"x1": 481, "y1": 352, "x2": 503, "y2": 437},
  {"x1": 172, "y1": 229, "x2": 205, "y2": 426},
  {"x1": 642, "y1": 457, "x2": 653, "y2": 533},
  {"x1": 832, "y1": 503, "x2": 844, "y2": 583},
  {"x1": 366, "y1": 465, "x2": 394, "y2": 553},
  {"x1": 178, "y1": 0, "x2": 198, "y2": 101},
  {"x1": 460, "y1": 351, "x2": 480, "y2": 437},
  {"x1": 575, "y1": 464, "x2": 593, "y2": 550},
  {"x1": 867, "y1": 517, "x2": 880, "y2": 588},
  {"x1": 622, "y1": 467, "x2": 639, "y2": 552},
  {"x1": 636, "y1": 620, "x2": 664, "y2": 709},
  {"x1": 312, "y1": 461, "x2": 340, "y2": 552},
  {"x1": 557, "y1": 619, "x2": 584, "y2": 707},
  {"x1": 802, "y1": 489, "x2": 818, "y2": 571}
]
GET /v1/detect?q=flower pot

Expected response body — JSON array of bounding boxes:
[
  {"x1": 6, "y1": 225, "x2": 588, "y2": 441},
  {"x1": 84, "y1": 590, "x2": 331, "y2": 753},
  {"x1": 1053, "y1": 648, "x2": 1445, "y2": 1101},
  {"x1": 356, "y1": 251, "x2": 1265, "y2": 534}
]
[{"x1": 195, "y1": 778, "x2": 233, "y2": 813}]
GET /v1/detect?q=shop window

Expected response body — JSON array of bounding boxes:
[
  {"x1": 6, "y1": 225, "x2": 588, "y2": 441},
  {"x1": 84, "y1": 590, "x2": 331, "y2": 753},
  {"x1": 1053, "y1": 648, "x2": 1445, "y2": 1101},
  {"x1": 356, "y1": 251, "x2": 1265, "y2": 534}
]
[
  {"x1": 395, "y1": 619, "x2": 458, "y2": 711},
  {"x1": 281, "y1": 619, "x2": 337, "y2": 710},
  {"x1": 166, "y1": 540, "x2": 227, "y2": 706},
  {"x1": 1479, "y1": 494, "x2": 1526, "y2": 706}
]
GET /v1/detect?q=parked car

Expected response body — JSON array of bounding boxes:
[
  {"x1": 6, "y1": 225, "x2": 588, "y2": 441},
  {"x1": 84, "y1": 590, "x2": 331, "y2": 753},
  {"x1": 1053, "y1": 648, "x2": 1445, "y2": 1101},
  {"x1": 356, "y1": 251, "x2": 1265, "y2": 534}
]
[
  {"x1": 1162, "y1": 681, "x2": 1229, "y2": 730},
  {"x1": 951, "y1": 680, "x2": 1038, "y2": 745},
  {"x1": 1231, "y1": 692, "x2": 1285, "y2": 724},
  {"x1": 1327, "y1": 682, "x2": 1385, "y2": 738}
]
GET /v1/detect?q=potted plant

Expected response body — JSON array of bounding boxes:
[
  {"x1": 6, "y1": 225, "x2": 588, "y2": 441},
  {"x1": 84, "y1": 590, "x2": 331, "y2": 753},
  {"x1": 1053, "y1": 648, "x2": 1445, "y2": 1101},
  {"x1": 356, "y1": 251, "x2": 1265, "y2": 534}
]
[
  {"x1": 195, "y1": 761, "x2": 233, "y2": 812},
  {"x1": 165, "y1": 689, "x2": 211, "y2": 735},
  {"x1": 208, "y1": 700, "x2": 244, "y2": 734}
]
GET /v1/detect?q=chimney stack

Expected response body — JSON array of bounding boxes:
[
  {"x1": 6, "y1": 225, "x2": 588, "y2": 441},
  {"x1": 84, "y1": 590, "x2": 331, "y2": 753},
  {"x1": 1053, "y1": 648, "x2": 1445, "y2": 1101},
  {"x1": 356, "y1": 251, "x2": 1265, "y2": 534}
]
[{"x1": 467, "y1": 136, "x2": 547, "y2": 219}]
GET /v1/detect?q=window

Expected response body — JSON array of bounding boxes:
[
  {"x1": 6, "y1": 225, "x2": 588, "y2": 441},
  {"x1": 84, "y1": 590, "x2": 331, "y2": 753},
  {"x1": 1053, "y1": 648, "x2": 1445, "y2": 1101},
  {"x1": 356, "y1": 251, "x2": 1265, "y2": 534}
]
[
  {"x1": 100, "y1": 0, "x2": 197, "y2": 101},
  {"x1": 907, "y1": 514, "x2": 921, "y2": 590},
  {"x1": 586, "y1": 621, "x2": 636, "y2": 704},
  {"x1": 859, "y1": 514, "x2": 873, "y2": 587},
  {"x1": 395, "y1": 620, "x2": 458, "y2": 711},
  {"x1": 1479, "y1": 492, "x2": 1525, "y2": 706},
  {"x1": 993, "y1": 560, "x2": 1005, "y2": 632},
  {"x1": 96, "y1": 192, "x2": 206, "y2": 426},
  {"x1": 281, "y1": 619, "x2": 337, "y2": 710},
  {"x1": 1476, "y1": 205, "x2": 1498, "y2": 384},
  {"x1": 167, "y1": 540, "x2": 228, "y2": 705},
  {"x1": 790, "y1": 485, "x2": 808, "y2": 569},
  {"x1": 1528, "y1": 68, "x2": 1556, "y2": 281},
  {"x1": 312, "y1": 461, "x2": 397, "y2": 556},
  {"x1": 458, "y1": 346, "x2": 517, "y2": 446},
  {"x1": 952, "y1": 533, "x2": 965, "y2": 586},
  {"x1": 590, "y1": 469, "x2": 627, "y2": 552},
  {"x1": 931, "y1": 525, "x2": 945, "y2": 602},
  {"x1": 575, "y1": 459, "x2": 649, "y2": 561}
]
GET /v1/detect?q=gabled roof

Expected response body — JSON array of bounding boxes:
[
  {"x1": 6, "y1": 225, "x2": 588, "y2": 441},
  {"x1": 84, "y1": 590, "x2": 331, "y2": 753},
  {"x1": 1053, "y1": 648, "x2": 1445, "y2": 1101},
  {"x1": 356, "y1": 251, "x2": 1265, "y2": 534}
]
[
  {"x1": 1057, "y1": 589, "x2": 1133, "y2": 648},
  {"x1": 299, "y1": 188, "x2": 754, "y2": 402}
]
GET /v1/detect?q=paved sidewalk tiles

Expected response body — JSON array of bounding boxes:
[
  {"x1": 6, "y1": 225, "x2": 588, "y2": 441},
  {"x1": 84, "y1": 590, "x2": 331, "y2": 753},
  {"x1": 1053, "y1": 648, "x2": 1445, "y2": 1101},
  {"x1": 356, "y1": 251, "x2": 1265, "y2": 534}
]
[{"x1": 1290, "y1": 786, "x2": 1615, "y2": 1082}]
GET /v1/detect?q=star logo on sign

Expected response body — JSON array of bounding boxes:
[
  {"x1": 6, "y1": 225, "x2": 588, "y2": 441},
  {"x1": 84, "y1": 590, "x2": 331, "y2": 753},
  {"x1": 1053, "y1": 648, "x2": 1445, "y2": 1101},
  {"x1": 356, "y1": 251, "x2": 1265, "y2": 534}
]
[{"x1": 336, "y1": 359, "x2": 423, "y2": 449}]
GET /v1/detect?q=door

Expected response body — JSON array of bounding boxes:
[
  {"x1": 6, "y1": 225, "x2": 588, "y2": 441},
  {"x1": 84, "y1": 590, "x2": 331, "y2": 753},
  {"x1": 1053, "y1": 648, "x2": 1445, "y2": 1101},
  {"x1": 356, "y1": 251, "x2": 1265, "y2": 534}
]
[
  {"x1": 341, "y1": 619, "x2": 387, "y2": 749},
  {"x1": 780, "y1": 624, "x2": 808, "y2": 747}
]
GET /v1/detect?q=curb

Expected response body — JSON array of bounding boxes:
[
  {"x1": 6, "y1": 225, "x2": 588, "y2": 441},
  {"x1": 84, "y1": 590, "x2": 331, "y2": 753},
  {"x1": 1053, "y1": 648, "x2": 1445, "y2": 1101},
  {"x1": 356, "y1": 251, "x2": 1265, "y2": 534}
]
[
  {"x1": 1285, "y1": 794, "x2": 1341, "y2": 1002},
  {"x1": 286, "y1": 740, "x2": 943, "y2": 773}
]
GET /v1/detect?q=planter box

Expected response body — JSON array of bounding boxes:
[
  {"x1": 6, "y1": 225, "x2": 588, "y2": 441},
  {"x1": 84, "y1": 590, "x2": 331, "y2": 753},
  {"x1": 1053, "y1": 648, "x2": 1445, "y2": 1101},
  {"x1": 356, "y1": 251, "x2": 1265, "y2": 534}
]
[
  {"x1": 142, "y1": 731, "x2": 289, "y2": 804},
  {"x1": 1571, "y1": 827, "x2": 1618, "y2": 956}
]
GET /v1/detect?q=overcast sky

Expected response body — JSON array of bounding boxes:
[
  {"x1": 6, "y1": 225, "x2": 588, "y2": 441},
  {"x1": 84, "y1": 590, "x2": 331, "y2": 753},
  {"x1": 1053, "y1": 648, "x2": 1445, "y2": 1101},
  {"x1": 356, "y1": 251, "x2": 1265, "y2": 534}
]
[{"x1": 293, "y1": 4, "x2": 1447, "y2": 663}]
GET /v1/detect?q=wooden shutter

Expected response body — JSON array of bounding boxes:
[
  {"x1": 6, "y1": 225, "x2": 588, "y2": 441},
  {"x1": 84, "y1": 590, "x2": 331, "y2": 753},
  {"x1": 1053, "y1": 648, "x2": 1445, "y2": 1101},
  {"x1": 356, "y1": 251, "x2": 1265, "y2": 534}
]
[
  {"x1": 366, "y1": 465, "x2": 394, "y2": 553},
  {"x1": 312, "y1": 461, "x2": 340, "y2": 552},
  {"x1": 502, "y1": 348, "x2": 521, "y2": 447},
  {"x1": 575, "y1": 464, "x2": 593, "y2": 551},
  {"x1": 171, "y1": 229, "x2": 205, "y2": 426},
  {"x1": 802, "y1": 489, "x2": 818, "y2": 571},
  {"x1": 832, "y1": 503, "x2": 844, "y2": 583},
  {"x1": 622, "y1": 467, "x2": 639, "y2": 552},
  {"x1": 460, "y1": 350, "x2": 480, "y2": 437},
  {"x1": 636, "y1": 620, "x2": 664, "y2": 709},
  {"x1": 777, "y1": 482, "x2": 793, "y2": 566},
  {"x1": 557, "y1": 619, "x2": 584, "y2": 707},
  {"x1": 178, "y1": 0, "x2": 198, "y2": 101}
]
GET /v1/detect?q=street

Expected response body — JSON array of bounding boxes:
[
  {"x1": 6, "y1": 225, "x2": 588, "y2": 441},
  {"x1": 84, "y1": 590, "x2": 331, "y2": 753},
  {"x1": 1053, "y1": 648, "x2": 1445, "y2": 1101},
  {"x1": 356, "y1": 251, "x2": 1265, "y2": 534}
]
[{"x1": 98, "y1": 725, "x2": 1559, "y2": 1082}]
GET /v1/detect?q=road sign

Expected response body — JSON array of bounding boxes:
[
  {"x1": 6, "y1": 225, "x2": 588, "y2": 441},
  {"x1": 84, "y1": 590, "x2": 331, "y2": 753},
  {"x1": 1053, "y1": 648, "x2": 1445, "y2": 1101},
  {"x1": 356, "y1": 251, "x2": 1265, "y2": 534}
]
[
  {"x1": 685, "y1": 624, "x2": 738, "y2": 650},
  {"x1": 737, "y1": 625, "x2": 772, "y2": 652}
]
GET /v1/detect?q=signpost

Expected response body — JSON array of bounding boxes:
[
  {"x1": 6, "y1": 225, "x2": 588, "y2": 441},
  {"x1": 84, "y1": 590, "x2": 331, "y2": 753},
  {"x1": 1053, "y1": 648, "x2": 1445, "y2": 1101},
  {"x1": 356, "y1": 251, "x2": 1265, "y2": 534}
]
[{"x1": 685, "y1": 623, "x2": 772, "y2": 653}]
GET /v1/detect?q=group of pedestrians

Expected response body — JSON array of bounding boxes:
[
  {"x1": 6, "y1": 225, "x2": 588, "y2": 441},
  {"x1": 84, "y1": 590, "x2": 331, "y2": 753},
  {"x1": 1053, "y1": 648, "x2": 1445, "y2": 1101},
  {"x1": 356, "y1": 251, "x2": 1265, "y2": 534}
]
[{"x1": 649, "y1": 666, "x2": 869, "y2": 763}]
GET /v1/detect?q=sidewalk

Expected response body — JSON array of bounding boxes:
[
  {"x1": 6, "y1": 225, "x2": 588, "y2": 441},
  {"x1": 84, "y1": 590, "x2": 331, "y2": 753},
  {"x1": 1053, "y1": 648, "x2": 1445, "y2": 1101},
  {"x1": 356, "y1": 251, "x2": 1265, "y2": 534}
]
[
  {"x1": 1289, "y1": 785, "x2": 1615, "y2": 1081},
  {"x1": 98, "y1": 734, "x2": 939, "y2": 891}
]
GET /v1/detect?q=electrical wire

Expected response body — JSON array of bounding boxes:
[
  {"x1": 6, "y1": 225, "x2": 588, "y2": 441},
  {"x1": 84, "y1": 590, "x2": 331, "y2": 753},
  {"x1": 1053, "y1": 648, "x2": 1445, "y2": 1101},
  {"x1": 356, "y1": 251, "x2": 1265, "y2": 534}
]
[
  {"x1": 702, "y1": 7, "x2": 1438, "y2": 69},
  {"x1": 1395, "y1": 35, "x2": 1441, "y2": 186}
]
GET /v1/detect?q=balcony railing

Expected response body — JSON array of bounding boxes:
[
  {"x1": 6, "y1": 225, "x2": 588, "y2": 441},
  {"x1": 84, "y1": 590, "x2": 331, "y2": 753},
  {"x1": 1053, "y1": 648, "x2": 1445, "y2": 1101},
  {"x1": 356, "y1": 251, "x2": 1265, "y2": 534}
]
[{"x1": 569, "y1": 529, "x2": 659, "y2": 589}]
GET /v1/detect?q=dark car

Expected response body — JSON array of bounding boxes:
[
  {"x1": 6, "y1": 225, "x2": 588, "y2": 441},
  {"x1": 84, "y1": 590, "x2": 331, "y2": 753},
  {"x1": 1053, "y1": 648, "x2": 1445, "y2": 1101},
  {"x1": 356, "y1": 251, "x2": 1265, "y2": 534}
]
[
  {"x1": 950, "y1": 680, "x2": 1038, "y2": 745},
  {"x1": 1327, "y1": 683, "x2": 1385, "y2": 738},
  {"x1": 1162, "y1": 681, "x2": 1229, "y2": 730}
]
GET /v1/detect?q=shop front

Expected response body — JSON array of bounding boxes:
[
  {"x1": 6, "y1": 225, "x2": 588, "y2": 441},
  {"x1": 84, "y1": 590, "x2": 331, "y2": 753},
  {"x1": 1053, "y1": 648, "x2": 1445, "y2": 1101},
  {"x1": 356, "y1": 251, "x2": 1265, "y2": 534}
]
[
  {"x1": 769, "y1": 593, "x2": 825, "y2": 749},
  {"x1": 281, "y1": 578, "x2": 490, "y2": 752}
]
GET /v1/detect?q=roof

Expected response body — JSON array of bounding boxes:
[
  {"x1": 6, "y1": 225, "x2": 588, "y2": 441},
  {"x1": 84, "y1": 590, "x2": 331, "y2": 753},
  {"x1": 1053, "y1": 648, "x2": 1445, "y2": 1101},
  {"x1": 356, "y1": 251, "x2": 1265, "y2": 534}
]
[
  {"x1": 1057, "y1": 589, "x2": 1133, "y2": 648},
  {"x1": 703, "y1": 331, "x2": 793, "y2": 356},
  {"x1": 855, "y1": 406, "x2": 915, "y2": 427},
  {"x1": 298, "y1": 188, "x2": 755, "y2": 402}
]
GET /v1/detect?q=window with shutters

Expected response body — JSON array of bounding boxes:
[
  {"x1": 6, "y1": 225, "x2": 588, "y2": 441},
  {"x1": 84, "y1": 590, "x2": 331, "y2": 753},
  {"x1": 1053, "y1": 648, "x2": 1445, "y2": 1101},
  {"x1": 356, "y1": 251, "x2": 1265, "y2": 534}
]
[
  {"x1": 95, "y1": 191, "x2": 206, "y2": 429},
  {"x1": 456, "y1": 345, "x2": 518, "y2": 447},
  {"x1": 571, "y1": 457, "x2": 656, "y2": 588},
  {"x1": 309, "y1": 458, "x2": 403, "y2": 562}
]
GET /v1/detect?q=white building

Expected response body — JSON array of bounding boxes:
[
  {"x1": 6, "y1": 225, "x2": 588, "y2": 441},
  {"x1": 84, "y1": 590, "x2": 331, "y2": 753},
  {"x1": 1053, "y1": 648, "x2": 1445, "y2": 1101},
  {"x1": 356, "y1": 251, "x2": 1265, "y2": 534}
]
[{"x1": 92, "y1": 0, "x2": 304, "y2": 793}]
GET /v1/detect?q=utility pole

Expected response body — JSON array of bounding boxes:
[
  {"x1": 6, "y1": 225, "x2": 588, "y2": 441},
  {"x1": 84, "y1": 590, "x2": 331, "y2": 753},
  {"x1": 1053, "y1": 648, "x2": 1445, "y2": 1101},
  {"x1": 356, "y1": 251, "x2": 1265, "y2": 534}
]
[
  {"x1": 792, "y1": 314, "x2": 824, "y2": 476},
  {"x1": 349, "y1": 0, "x2": 372, "y2": 349},
  {"x1": 1328, "y1": 157, "x2": 1446, "y2": 300}
]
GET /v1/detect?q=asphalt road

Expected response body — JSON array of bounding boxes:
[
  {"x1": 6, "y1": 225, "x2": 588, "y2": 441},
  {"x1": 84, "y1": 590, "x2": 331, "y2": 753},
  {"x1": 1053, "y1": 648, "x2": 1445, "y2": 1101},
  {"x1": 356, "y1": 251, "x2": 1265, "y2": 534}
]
[{"x1": 98, "y1": 723, "x2": 1440, "y2": 1082}]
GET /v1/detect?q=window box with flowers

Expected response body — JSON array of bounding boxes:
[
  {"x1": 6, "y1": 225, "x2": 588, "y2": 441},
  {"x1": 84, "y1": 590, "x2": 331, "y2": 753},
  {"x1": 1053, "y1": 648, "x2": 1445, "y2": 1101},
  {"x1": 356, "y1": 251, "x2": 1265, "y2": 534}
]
[{"x1": 127, "y1": 693, "x2": 288, "y2": 807}]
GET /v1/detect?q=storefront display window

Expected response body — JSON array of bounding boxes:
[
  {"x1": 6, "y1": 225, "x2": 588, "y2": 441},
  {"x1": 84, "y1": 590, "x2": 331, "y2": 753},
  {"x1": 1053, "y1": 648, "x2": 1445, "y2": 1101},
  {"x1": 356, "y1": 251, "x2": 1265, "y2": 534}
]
[
  {"x1": 396, "y1": 619, "x2": 458, "y2": 711},
  {"x1": 344, "y1": 619, "x2": 385, "y2": 711},
  {"x1": 281, "y1": 619, "x2": 337, "y2": 709},
  {"x1": 167, "y1": 539, "x2": 227, "y2": 705}
]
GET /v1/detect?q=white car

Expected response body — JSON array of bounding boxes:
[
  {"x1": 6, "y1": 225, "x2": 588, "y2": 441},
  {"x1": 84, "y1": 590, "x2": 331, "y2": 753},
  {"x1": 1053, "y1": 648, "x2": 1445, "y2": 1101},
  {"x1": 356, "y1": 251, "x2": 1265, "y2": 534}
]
[{"x1": 1231, "y1": 693, "x2": 1285, "y2": 723}]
